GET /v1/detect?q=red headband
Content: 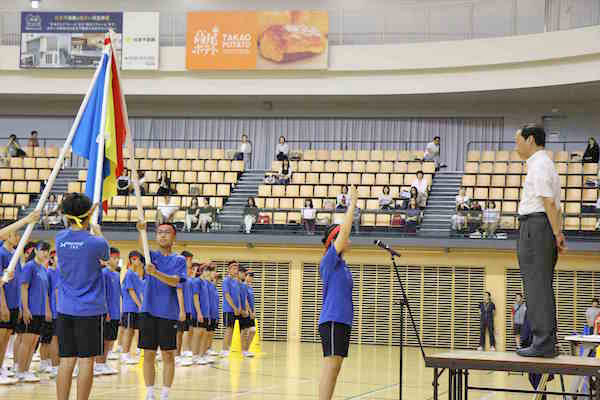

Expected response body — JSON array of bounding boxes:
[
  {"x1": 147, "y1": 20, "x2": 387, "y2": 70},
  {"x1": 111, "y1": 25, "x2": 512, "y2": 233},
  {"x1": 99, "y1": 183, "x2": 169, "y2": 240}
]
[
  {"x1": 324, "y1": 225, "x2": 341, "y2": 252},
  {"x1": 157, "y1": 223, "x2": 177, "y2": 236}
]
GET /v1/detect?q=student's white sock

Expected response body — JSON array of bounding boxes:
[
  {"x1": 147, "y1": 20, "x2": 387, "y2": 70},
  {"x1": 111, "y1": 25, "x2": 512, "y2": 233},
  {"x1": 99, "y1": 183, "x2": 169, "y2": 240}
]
[{"x1": 161, "y1": 387, "x2": 170, "y2": 398}]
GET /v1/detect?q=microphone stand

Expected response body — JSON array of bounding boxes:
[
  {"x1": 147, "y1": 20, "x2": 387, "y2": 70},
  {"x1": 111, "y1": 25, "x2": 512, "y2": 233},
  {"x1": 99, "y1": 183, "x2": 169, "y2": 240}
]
[{"x1": 389, "y1": 253, "x2": 427, "y2": 400}]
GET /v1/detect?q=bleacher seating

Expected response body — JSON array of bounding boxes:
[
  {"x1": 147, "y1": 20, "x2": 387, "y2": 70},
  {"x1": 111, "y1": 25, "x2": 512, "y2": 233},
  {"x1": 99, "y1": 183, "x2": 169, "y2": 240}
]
[
  {"x1": 66, "y1": 148, "x2": 242, "y2": 224},
  {"x1": 256, "y1": 149, "x2": 434, "y2": 228},
  {"x1": 461, "y1": 150, "x2": 599, "y2": 231}
]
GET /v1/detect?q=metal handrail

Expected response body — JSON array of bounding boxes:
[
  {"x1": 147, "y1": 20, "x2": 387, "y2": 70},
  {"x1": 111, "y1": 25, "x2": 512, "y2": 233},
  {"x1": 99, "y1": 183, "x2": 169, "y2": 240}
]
[
  {"x1": 466, "y1": 140, "x2": 589, "y2": 153},
  {"x1": 284, "y1": 140, "x2": 431, "y2": 151},
  {"x1": 0, "y1": 136, "x2": 253, "y2": 149}
]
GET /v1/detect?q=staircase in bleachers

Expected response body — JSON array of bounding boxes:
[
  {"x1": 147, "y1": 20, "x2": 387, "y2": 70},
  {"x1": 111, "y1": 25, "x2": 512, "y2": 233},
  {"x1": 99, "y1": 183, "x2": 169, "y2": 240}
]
[
  {"x1": 419, "y1": 171, "x2": 463, "y2": 236},
  {"x1": 218, "y1": 170, "x2": 266, "y2": 232}
]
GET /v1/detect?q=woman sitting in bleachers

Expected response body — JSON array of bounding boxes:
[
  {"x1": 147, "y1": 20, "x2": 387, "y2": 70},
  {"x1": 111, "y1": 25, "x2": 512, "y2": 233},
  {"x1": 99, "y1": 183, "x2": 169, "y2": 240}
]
[
  {"x1": 378, "y1": 186, "x2": 393, "y2": 210},
  {"x1": 583, "y1": 137, "x2": 599, "y2": 164},
  {"x1": 7, "y1": 134, "x2": 26, "y2": 158},
  {"x1": 336, "y1": 186, "x2": 350, "y2": 210},
  {"x1": 405, "y1": 198, "x2": 422, "y2": 231},
  {"x1": 198, "y1": 197, "x2": 216, "y2": 232},
  {"x1": 482, "y1": 201, "x2": 500, "y2": 238},
  {"x1": 451, "y1": 204, "x2": 469, "y2": 232},
  {"x1": 184, "y1": 197, "x2": 200, "y2": 232},
  {"x1": 242, "y1": 197, "x2": 259, "y2": 234},
  {"x1": 301, "y1": 199, "x2": 316, "y2": 235},
  {"x1": 276, "y1": 136, "x2": 289, "y2": 161},
  {"x1": 455, "y1": 187, "x2": 470, "y2": 208},
  {"x1": 157, "y1": 171, "x2": 173, "y2": 196},
  {"x1": 117, "y1": 168, "x2": 131, "y2": 196},
  {"x1": 278, "y1": 159, "x2": 293, "y2": 185},
  {"x1": 42, "y1": 194, "x2": 61, "y2": 230}
]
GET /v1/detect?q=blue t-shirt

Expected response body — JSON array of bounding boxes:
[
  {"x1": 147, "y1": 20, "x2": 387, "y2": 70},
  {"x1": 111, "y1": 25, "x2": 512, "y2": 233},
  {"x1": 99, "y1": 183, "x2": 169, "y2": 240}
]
[
  {"x1": 0, "y1": 246, "x2": 22, "y2": 309},
  {"x1": 222, "y1": 276, "x2": 240, "y2": 313},
  {"x1": 141, "y1": 251, "x2": 186, "y2": 321},
  {"x1": 55, "y1": 229, "x2": 109, "y2": 317},
  {"x1": 192, "y1": 278, "x2": 210, "y2": 319},
  {"x1": 318, "y1": 245, "x2": 354, "y2": 326},
  {"x1": 47, "y1": 267, "x2": 59, "y2": 319},
  {"x1": 183, "y1": 278, "x2": 194, "y2": 314},
  {"x1": 247, "y1": 286, "x2": 255, "y2": 312},
  {"x1": 207, "y1": 282, "x2": 218, "y2": 319},
  {"x1": 19, "y1": 260, "x2": 49, "y2": 317},
  {"x1": 122, "y1": 270, "x2": 144, "y2": 313},
  {"x1": 103, "y1": 268, "x2": 121, "y2": 321},
  {"x1": 239, "y1": 283, "x2": 248, "y2": 311}
]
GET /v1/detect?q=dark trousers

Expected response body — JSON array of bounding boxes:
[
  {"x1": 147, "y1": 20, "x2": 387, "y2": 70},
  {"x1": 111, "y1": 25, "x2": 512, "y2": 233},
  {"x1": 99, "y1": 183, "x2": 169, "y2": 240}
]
[
  {"x1": 517, "y1": 214, "x2": 558, "y2": 350},
  {"x1": 480, "y1": 319, "x2": 495, "y2": 348}
]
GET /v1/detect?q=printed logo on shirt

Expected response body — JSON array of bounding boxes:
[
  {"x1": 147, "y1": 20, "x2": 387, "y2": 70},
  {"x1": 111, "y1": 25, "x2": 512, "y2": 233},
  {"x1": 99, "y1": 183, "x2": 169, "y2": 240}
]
[{"x1": 59, "y1": 241, "x2": 85, "y2": 249}]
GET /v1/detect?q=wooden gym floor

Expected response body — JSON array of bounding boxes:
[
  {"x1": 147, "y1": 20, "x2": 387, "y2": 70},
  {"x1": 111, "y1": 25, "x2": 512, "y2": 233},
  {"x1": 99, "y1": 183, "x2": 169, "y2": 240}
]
[{"x1": 0, "y1": 342, "x2": 583, "y2": 399}]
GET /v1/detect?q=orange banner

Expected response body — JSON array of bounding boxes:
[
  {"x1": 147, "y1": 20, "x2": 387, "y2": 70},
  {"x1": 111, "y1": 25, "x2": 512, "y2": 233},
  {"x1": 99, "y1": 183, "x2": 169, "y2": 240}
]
[{"x1": 186, "y1": 11, "x2": 329, "y2": 70}]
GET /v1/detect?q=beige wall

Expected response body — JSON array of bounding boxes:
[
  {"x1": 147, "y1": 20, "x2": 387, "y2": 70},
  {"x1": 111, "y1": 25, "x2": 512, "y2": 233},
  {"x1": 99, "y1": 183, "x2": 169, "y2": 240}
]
[{"x1": 103, "y1": 238, "x2": 600, "y2": 349}]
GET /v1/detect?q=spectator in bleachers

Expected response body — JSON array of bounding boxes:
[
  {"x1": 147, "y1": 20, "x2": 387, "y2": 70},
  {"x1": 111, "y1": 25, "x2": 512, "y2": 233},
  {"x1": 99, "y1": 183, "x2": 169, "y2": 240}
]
[
  {"x1": 482, "y1": 201, "x2": 500, "y2": 238},
  {"x1": 242, "y1": 197, "x2": 259, "y2": 234},
  {"x1": 409, "y1": 186, "x2": 427, "y2": 210},
  {"x1": 378, "y1": 186, "x2": 393, "y2": 210},
  {"x1": 278, "y1": 159, "x2": 293, "y2": 185},
  {"x1": 586, "y1": 298, "x2": 600, "y2": 328},
  {"x1": 157, "y1": 195, "x2": 178, "y2": 225},
  {"x1": 42, "y1": 194, "x2": 61, "y2": 230},
  {"x1": 198, "y1": 197, "x2": 216, "y2": 232},
  {"x1": 423, "y1": 136, "x2": 445, "y2": 170},
  {"x1": 137, "y1": 170, "x2": 147, "y2": 195},
  {"x1": 263, "y1": 172, "x2": 277, "y2": 184},
  {"x1": 451, "y1": 204, "x2": 468, "y2": 232},
  {"x1": 27, "y1": 130, "x2": 39, "y2": 148},
  {"x1": 157, "y1": 171, "x2": 173, "y2": 196},
  {"x1": 7, "y1": 134, "x2": 26, "y2": 157},
  {"x1": 302, "y1": 199, "x2": 316, "y2": 235},
  {"x1": 468, "y1": 201, "x2": 483, "y2": 233},
  {"x1": 184, "y1": 197, "x2": 200, "y2": 232},
  {"x1": 583, "y1": 137, "x2": 599, "y2": 164},
  {"x1": 411, "y1": 171, "x2": 429, "y2": 196},
  {"x1": 117, "y1": 168, "x2": 131, "y2": 196},
  {"x1": 456, "y1": 187, "x2": 470, "y2": 208},
  {"x1": 405, "y1": 198, "x2": 422, "y2": 230},
  {"x1": 336, "y1": 186, "x2": 350, "y2": 210},
  {"x1": 276, "y1": 136, "x2": 289, "y2": 161},
  {"x1": 235, "y1": 134, "x2": 252, "y2": 165}
]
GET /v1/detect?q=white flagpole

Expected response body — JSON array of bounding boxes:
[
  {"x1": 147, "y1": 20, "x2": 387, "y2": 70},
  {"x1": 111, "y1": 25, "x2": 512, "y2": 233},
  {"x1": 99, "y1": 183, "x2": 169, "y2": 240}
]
[
  {"x1": 91, "y1": 35, "x2": 113, "y2": 225},
  {"x1": 2, "y1": 45, "x2": 107, "y2": 283},
  {"x1": 109, "y1": 29, "x2": 150, "y2": 263}
]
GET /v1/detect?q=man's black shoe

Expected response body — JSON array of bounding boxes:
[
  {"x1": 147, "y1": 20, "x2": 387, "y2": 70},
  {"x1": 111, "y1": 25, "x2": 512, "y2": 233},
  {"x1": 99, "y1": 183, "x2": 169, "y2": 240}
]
[{"x1": 516, "y1": 345, "x2": 559, "y2": 358}]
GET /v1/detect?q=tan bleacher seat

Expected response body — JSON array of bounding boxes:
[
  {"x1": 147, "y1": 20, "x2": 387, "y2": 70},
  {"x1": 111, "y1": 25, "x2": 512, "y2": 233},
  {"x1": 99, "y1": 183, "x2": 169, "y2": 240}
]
[
  {"x1": 508, "y1": 163, "x2": 522, "y2": 174},
  {"x1": 412, "y1": 150, "x2": 425, "y2": 160},
  {"x1": 291, "y1": 173, "x2": 304, "y2": 184},
  {"x1": 139, "y1": 159, "x2": 151, "y2": 170},
  {"x1": 467, "y1": 151, "x2": 480, "y2": 162},
  {"x1": 339, "y1": 161, "x2": 352, "y2": 173},
  {"x1": 163, "y1": 159, "x2": 176, "y2": 171},
  {"x1": 375, "y1": 173, "x2": 389, "y2": 185},
  {"x1": 217, "y1": 184, "x2": 230, "y2": 196},
  {"x1": 264, "y1": 198, "x2": 277, "y2": 208},
  {"x1": 78, "y1": 170, "x2": 87, "y2": 181},
  {"x1": 564, "y1": 217, "x2": 580, "y2": 231},
  {"x1": 177, "y1": 160, "x2": 190, "y2": 171},
  {"x1": 185, "y1": 148, "x2": 199, "y2": 160},
  {"x1": 47, "y1": 147, "x2": 59, "y2": 158},
  {"x1": 488, "y1": 188, "x2": 503, "y2": 200},
  {"x1": 325, "y1": 161, "x2": 338, "y2": 172},
  {"x1": 352, "y1": 161, "x2": 365, "y2": 173},
  {"x1": 568, "y1": 163, "x2": 583, "y2": 175},
  {"x1": 314, "y1": 186, "x2": 327, "y2": 197},
  {"x1": 379, "y1": 162, "x2": 392, "y2": 173},
  {"x1": 567, "y1": 176, "x2": 582, "y2": 187},
  {"x1": 493, "y1": 163, "x2": 508, "y2": 174},
  {"x1": 330, "y1": 150, "x2": 343, "y2": 161},
  {"x1": 10, "y1": 158, "x2": 23, "y2": 168},
  {"x1": 565, "y1": 203, "x2": 581, "y2": 215},
  {"x1": 334, "y1": 173, "x2": 347, "y2": 185},
  {"x1": 312, "y1": 161, "x2": 325, "y2": 173},
  {"x1": 505, "y1": 188, "x2": 520, "y2": 200},
  {"x1": 474, "y1": 188, "x2": 488, "y2": 200},
  {"x1": 496, "y1": 151, "x2": 509, "y2": 161},
  {"x1": 316, "y1": 150, "x2": 329, "y2": 160},
  {"x1": 328, "y1": 186, "x2": 341, "y2": 197},
  {"x1": 34, "y1": 147, "x2": 45, "y2": 157},
  {"x1": 198, "y1": 149, "x2": 211, "y2": 160},
  {"x1": 347, "y1": 173, "x2": 360, "y2": 185},
  {"x1": 304, "y1": 173, "x2": 317, "y2": 184},
  {"x1": 361, "y1": 174, "x2": 375, "y2": 185},
  {"x1": 481, "y1": 151, "x2": 495, "y2": 162},
  {"x1": 476, "y1": 175, "x2": 491, "y2": 187},
  {"x1": 302, "y1": 150, "x2": 316, "y2": 161},
  {"x1": 502, "y1": 201, "x2": 517, "y2": 213},
  {"x1": 151, "y1": 160, "x2": 164, "y2": 170},
  {"x1": 273, "y1": 212, "x2": 287, "y2": 224},
  {"x1": 583, "y1": 189, "x2": 598, "y2": 202},
  {"x1": 357, "y1": 186, "x2": 370, "y2": 198},
  {"x1": 211, "y1": 149, "x2": 225, "y2": 159},
  {"x1": 376, "y1": 214, "x2": 391, "y2": 227},
  {"x1": 12, "y1": 169, "x2": 24, "y2": 180},
  {"x1": 212, "y1": 172, "x2": 225, "y2": 183},
  {"x1": 0, "y1": 169, "x2": 9, "y2": 180},
  {"x1": 300, "y1": 185, "x2": 314, "y2": 198},
  {"x1": 465, "y1": 163, "x2": 478, "y2": 174},
  {"x1": 566, "y1": 189, "x2": 581, "y2": 201},
  {"x1": 491, "y1": 175, "x2": 506, "y2": 187},
  {"x1": 23, "y1": 158, "x2": 35, "y2": 169},
  {"x1": 286, "y1": 185, "x2": 299, "y2": 197},
  {"x1": 171, "y1": 171, "x2": 183, "y2": 183},
  {"x1": 407, "y1": 162, "x2": 421, "y2": 173},
  {"x1": 356, "y1": 150, "x2": 370, "y2": 161},
  {"x1": 398, "y1": 151, "x2": 411, "y2": 161},
  {"x1": 189, "y1": 160, "x2": 203, "y2": 171},
  {"x1": 583, "y1": 163, "x2": 598, "y2": 175},
  {"x1": 204, "y1": 160, "x2": 217, "y2": 171},
  {"x1": 362, "y1": 213, "x2": 375, "y2": 226},
  {"x1": 171, "y1": 148, "x2": 184, "y2": 159},
  {"x1": 509, "y1": 151, "x2": 521, "y2": 161},
  {"x1": 479, "y1": 163, "x2": 493, "y2": 174},
  {"x1": 232, "y1": 160, "x2": 244, "y2": 172},
  {"x1": 27, "y1": 182, "x2": 40, "y2": 193},
  {"x1": 384, "y1": 150, "x2": 397, "y2": 161},
  {"x1": 224, "y1": 172, "x2": 237, "y2": 184},
  {"x1": 279, "y1": 198, "x2": 293, "y2": 209},
  {"x1": 343, "y1": 150, "x2": 357, "y2": 161},
  {"x1": 390, "y1": 174, "x2": 403, "y2": 186},
  {"x1": 67, "y1": 182, "x2": 79, "y2": 193},
  {"x1": 218, "y1": 160, "x2": 231, "y2": 171},
  {"x1": 293, "y1": 198, "x2": 304, "y2": 208},
  {"x1": 146, "y1": 148, "x2": 159, "y2": 159},
  {"x1": 15, "y1": 194, "x2": 29, "y2": 206},
  {"x1": 582, "y1": 218, "x2": 598, "y2": 230},
  {"x1": 25, "y1": 169, "x2": 38, "y2": 180},
  {"x1": 287, "y1": 212, "x2": 301, "y2": 224},
  {"x1": 365, "y1": 162, "x2": 378, "y2": 173},
  {"x1": 1, "y1": 194, "x2": 14, "y2": 205},
  {"x1": 39, "y1": 169, "x2": 50, "y2": 180}
]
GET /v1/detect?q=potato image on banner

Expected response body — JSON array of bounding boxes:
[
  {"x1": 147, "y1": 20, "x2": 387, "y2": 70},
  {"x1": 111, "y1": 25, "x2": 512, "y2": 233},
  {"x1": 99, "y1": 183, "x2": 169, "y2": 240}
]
[
  {"x1": 258, "y1": 11, "x2": 292, "y2": 36},
  {"x1": 291, "y1": 10, "x2": 329, "y2": 37},
  {"x1": 258, "y1": 24, "x2": 326, "y2": 63}
]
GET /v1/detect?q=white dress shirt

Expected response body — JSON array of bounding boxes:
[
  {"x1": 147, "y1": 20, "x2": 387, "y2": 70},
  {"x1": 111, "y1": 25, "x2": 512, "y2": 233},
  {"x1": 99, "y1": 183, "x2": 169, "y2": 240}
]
[
  {"x1": 411, "y1": 178, "x2": 429, "y2": 194},
  {"x1": 518, "y1": 150, "x2": 561, "y2": 215}
]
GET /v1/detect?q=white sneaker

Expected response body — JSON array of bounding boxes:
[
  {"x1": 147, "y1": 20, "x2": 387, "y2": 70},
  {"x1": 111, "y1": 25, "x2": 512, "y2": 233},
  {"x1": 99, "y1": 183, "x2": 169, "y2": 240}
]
[
  {"x1": 0, "y1": 374, "x2": 17, "y2": 385},
  {"x1": 32, "y1": 353, "x2": 40, "y2": 362},
  {"x1": 107, "y1": 351, "x2": 119, "y2": 360},
  {"x1": 245, "y1": 352, "x2": 254, "y2": 358},
  {"x1": 93, "y1": 364, "x2": 105, "y2": 376},
  {"x1": 22, "y1": 372, "x2": 40, "y2": 383},
  {"x1": 48, "y1": 367, "x2": 58, "y2": 379},
  {"x1": 219, "y1": 350, "x2": 229, "y2": 357},
  {"x1": 196, "y1": 356, "x2": 208, "y2": 365},
  {"x1": 160, "y1": 393, "x2": 169, "y2": 400},
  {"x1": 205, "y1": 356, "x2": 215, "y2": 364},
  {"x1": 490, "y1": 346, "x2": 496, "y2": 352},
  {"x1": 6, "y1": 352, "x2": 13, "y2": 360},
  {"x1": 177, "y1": 357, "x2": 193, "y2": 367},
  {"x1": 477, "y1": 346, "x2": 483, "y2": 351},
  {"x1": 102, "y1": 364, "x2": 119, "y2": 375},
  {"x1": 126, "y1": 356, "x2": 140, "y2": 365},
  {"x1": 1, "y1": 367, "x2": 14, "y2": 377},
  {"x1": 145, "y1": 390, "x2": 156, "y2": 400},
  {"x1": 206, "y1": 349, "x2": 218, "y2": 356},
  {"x1": 182, "y1": 351, "x2": 193, "y2": 358},
  {"x1": 136, "y1": 348, "x2": 141, "y2": 356}
]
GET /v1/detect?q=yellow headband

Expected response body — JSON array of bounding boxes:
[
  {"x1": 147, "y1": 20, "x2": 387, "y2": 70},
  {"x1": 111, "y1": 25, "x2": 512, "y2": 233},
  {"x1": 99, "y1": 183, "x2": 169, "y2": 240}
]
[{"x1": 64, "y1": 209, "x2": 92, "y2": 228}]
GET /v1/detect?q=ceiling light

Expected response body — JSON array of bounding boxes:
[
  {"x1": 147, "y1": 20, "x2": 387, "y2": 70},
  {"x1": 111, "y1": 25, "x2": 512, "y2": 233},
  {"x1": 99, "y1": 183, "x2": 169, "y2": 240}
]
[{"x1": 31, "y1": 0, "x2": 40, "y2": 9}]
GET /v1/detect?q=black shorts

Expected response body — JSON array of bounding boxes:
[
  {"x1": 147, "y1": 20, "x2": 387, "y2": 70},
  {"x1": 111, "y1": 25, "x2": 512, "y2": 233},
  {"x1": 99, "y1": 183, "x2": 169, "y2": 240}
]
[
  {"x1": 138, "y1": 313, "x2": 178, "y2": 351},
  {"x1": 57, "y1": 313, "x2": 104, "y2": 358},
  {"x1": 121, "y1": 312, "x2": 139, "y2": 330},
  {"x1": 239, "y1": 316, "x2": 252, "y2": 330},
  {"x1": 0, "y1": 308, "x2": 19, "y2": 331},
  {"x1": 192, "y1": 317, "x2": 209, "y2": 329},
  {"x1": 249, "y1": 318, "x2": 256, "y2": 328},
  {"x1": 513, "y1": 324, "x2": 522, "y2": 335},
  {"x1": 18, "y1": 315, "x2": 45, "y2": 335},
  {"x1": 319, "y1": 321, "x2": 351, "y2": 358},
  {"x1": 177, "y1": 313, "x2": 191, "y2": 332},
  {"x1": 40, "y1": 320, "x2": 56, "y2": 344},
  {"x1": 207, "y1": 319, "x2": 217, "y2": 332},
  {"x1": 223, "y1": 312, "x2": 238, "y2": 328},
  {"x1": 104, "y1": 319, "x2": 119, "y2": 341}
]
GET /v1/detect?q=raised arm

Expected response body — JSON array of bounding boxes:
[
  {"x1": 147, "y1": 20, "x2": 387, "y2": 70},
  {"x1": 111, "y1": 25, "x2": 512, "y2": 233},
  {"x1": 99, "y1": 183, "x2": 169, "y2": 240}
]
[
  {"x1": 0, "y1": 210, "x2": 40, "y2": 240},
  {"x1": 334, "y1": 186, "x2": 358, "y2": 254}
]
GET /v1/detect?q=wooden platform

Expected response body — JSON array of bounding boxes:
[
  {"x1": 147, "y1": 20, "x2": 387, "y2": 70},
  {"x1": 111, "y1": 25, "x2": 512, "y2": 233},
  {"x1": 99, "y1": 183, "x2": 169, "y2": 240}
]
[{"x1": 426, "y1": 350, "x2": 600, "y2": 377}]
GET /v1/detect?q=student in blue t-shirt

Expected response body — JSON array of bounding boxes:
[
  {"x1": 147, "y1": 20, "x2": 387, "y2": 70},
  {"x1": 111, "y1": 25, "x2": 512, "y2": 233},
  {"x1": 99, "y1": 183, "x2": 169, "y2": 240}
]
[
  {"x1": 15, "y1": 241, "x2": 52, "y2": 382},
  {"x1": 54, "y1": 193, "x2": 109, "y2": 400},
  {"x1": 94, "y1": 247, "x2": 122, "y2": 376},
  {"x1": 39, "y1": 249, "x2": 59, "y2": 376},
  {"x1": 237, "y1": 267, "x2": 253, "y2": 358},
  {"x1": 205, "y1": 264, "x2": 219, "y2": 355},
  {"x1": 221, "y1": 260, "x2": 241, "y2": 357},
  {"x1": 189, "y1": 263, "x2": 205, "y2": 364},
  {"x1": 120, "y1": 250, "x2": 145, "y2": 365},
  {"x1": 176, "y1": 250, "x2": 194, "y2": 366},
  {"x1": 136, "y1": 221, "x2": 186, "y2": 400},
  {"x1": 244, "y1": 271, "x2": 257, "y2": 355},
  {"x1": 318, "y1": 185, "x2": 357, "y2": 400}
]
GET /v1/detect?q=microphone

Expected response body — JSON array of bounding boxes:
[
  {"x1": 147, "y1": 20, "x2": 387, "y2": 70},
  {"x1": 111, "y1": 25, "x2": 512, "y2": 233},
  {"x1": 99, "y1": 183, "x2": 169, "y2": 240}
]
[{"x1": 374, "y1": 240, "x2": 401, "y2": 258}]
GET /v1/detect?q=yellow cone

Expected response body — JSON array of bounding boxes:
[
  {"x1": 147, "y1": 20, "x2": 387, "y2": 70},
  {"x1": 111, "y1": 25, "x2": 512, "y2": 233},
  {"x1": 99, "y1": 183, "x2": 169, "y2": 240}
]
[
  {"x1": 249, "y1": 318, "x2": 261, "y2": 354},
  {"x1": 230, "y1": 319, "x2": 242, "y2": 353}
]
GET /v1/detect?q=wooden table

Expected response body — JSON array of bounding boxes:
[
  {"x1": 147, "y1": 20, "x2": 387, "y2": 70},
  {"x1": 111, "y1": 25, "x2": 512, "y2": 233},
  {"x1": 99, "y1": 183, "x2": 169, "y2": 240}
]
[{"x1": 425, "y1": 350, "x2": 600, "y2": 400}]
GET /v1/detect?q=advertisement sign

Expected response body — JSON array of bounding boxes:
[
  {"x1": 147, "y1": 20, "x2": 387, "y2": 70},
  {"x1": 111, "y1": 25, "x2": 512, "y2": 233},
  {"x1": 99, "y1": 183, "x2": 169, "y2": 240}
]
[
  {"x1": 20, "y1": 12, "x2": 122, "y2": 69},
  {"x1": 186, "y1": 10, "x2": 329, "y2": 70},
  {"x1": 122, "y1": 12, "x2": 160, "y2": 70}
]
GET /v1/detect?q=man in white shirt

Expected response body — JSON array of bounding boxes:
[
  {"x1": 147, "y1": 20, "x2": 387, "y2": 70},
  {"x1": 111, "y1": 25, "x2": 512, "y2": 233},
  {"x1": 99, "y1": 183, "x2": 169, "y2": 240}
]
[
  {"x1": 411, "y1": 171, "x2": 429, "y2": 195},
  {"x1": 514, "y1": 124, "x2": 565, "y2": 358},
  {"x1": 423, "y1": 136, "x2": 445, "y2": 170}
]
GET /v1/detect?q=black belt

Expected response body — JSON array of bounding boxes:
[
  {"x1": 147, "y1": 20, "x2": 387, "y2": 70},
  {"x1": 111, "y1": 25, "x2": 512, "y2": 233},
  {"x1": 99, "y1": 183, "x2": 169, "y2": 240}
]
[{"x1": 518, "y1": 212, "x2": 546, "y2": 222}]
